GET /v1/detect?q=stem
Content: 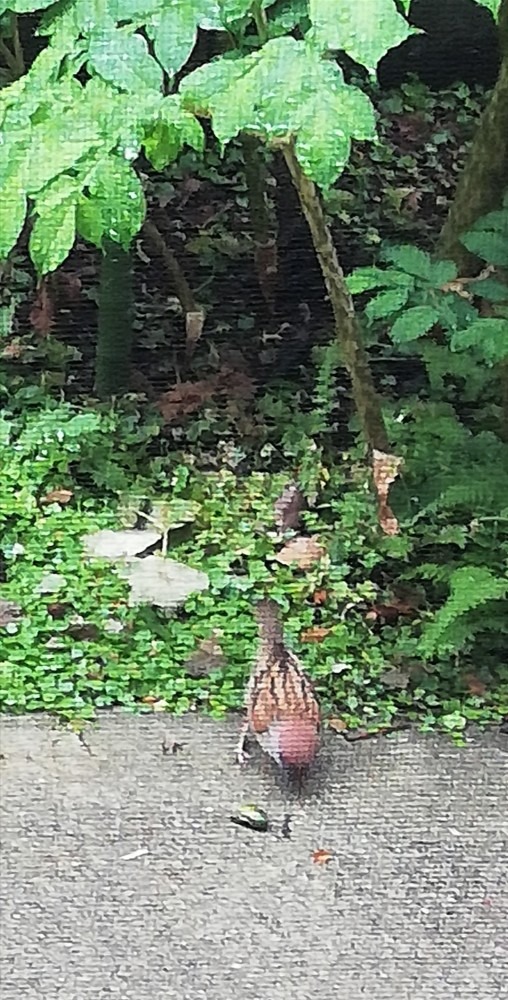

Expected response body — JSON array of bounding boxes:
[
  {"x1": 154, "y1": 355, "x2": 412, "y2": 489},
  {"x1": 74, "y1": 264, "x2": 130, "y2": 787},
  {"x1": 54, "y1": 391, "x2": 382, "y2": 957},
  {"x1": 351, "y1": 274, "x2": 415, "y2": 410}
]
[
  {"x1": 143, "y1": 219, "x2": 197, "y2": 315},
  {"x1": 282, "y1": 142, "x2": 389, "y2": 452},
  {"x1": 94, "y1": 238, "x2": 134, "y2": 398},
  {"x1": 241, "y1": 133, "x2": 278, "y2": 313},
  {"x1": 0, "y1": 38, "x2": 18, "y2": 77},
  {"x1": 252, "y1": 1, "x2": 269, "y2": 44},
  {"x1": 10, "y1": 14, "x2": 24, "y2": 76},
  {"x1": 0, "y1": 15, "x2": 25, "y2": 79}
]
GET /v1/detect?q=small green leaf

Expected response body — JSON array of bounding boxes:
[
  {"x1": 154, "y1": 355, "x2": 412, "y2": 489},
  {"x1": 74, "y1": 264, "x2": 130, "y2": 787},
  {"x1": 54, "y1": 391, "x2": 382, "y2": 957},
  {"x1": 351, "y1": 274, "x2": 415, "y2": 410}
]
[
  {"x1": 462, "y1": 230, "x2": 508, "y2": 267},
  {"x1": 428, "y1": 259, "x2": 458, "y2": 285},
  {"x1": 390, "y1": 305, "x2": 440, "y2": 343},
  {"x1": 450, "y1": 318, "x2": 508, "y2": 365},
  {"x1": 88, "y1": 27, "x2": 163, "y2": 94},
  {"x1": 475, "y1": 277, "x2": 508, "y2": 303},
  {"x1": 347, "y1": 267, "x2": 392, "y2": 294},
  {"x1": 150, "y1": 1, "x2": 204, "y2": 77},
  {"x1": 380, "y1": 244, "x2": 433, "y2": 281},
  {"x1": 365, "y1": 286, "x2": 410, "y2": 321}
]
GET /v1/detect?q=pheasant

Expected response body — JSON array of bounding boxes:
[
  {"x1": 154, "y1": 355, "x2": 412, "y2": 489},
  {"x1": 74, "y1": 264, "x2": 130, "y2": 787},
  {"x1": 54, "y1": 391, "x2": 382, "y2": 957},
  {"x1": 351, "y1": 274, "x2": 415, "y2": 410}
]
[{"x1": 236, "y1": 598, "x2": 320, "y2": 778}]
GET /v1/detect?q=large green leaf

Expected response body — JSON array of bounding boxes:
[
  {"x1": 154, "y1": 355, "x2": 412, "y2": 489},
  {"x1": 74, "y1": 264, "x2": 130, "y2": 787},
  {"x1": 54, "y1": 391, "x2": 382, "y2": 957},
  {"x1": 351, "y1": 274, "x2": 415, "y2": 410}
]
[
  {"x1": 88, "y1": 27, "x2": 163, "y2": 93},
  {"x1": 390, "y1": 305, "x2": 440, "y2": 343},
  {"x1": 144, "y1": 95, "x2": 204, "y2": 170},
  {"x1": 0, "y1": 174, "x2": 27, "y2": 259},
  {"x1": 29, "y1": 197, "x2": 77, "y2": 275},
  {"x1": 149, "y1": 0, "x2": 223, "y2": 77},
  {"x1": 347, "y1": 266, "x2": 415, "y2": 295},
  {"x1": 180, "y1": 37, "x2": 376, "y2": 186},
  {"x1": 219, "y1": 0, "x2": 255, "y2": 20},
  {"x1": 475, "y1": 0, "x2": 501, "y2": 18},
  {"x1": 1, "y1": 0, "x2": 55, "y2": 11},
  {"x1": 380, "y1": 244, "x2": 433, "y2": 282},
  {"x1": 77, "y1": 156, "x2": 146, "y2": 250},
  {"x1": 309, "y1": 0, "x2": 413, "y2": 70},
  {"x1": 450, "y1": 318, "x2": 508, "y2": 365}
]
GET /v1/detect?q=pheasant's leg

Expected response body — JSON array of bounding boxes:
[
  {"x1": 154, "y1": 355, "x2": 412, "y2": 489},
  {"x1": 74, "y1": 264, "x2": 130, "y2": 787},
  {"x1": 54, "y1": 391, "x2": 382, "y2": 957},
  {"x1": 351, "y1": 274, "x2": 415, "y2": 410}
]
[{"x1": 235, "y1": 721, "x2": 250, "y2": 766}]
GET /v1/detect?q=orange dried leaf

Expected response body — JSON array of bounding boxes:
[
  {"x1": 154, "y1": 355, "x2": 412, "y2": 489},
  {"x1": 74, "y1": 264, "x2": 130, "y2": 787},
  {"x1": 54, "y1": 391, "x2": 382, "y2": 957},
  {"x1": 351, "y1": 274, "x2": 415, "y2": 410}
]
[
  {"x1": 327, "y1": 717, "x2": 347, "y2": 733},
  {"x1": 464, "y1": 673, "x2": 487, "y2": 696},
  {"x1": 274, "y1": 536, "x2": 326, "y2": 570},
  {"x1": 141, "y1": 695, "x2": 158, "y2": 704},
  {"x1": 312, "y1": 849, "x2": 334, "y2": 865},
  {"x1": 372, "y1": 450, "x2": 403, "y2": 536},
  {"x1": 312, "y1": 589, "x2": 328, "y2": 605},
  {"x1": 41, "y1": 488, "x2": 73, "y2": 505},
  {"x1": 300, "y1": 625, "x2": 331, "y2": 643}
]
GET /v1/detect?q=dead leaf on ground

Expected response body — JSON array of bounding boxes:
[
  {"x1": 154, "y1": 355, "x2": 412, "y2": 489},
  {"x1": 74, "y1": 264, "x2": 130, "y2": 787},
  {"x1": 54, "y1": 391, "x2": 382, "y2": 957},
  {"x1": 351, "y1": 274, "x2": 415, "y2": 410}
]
[
  {"x1": 156, "y1": 366, "x2": 255, "y2": 424},
  {"x1": 274, "y1": 482, "x2": 307, "y2": 533},
  {"x1": 274, "y1": 535, "x2": 326, "y2": 570},
  {"x1": 464, "y1": 673, "x2": 487, "y2": 696},
  {"x1": 372, "y1": 450, "x2": 403, "y2": 536},
  {"x1": 327, "y1": 718, "x2": 347, "y2": 733},
  {"x1": 300, "y1": 625, "x2": 332, "y2": 643},
  {"x1": 2, "y1": 339, "x2": 27, "y2": 359},
  {"x1": 312, "y1": 589, "x2": 328, "y2": 605},
  {"x1": 312, "y1": 849, "x2": 334, "y2": 865},
  {"x1": 380, "y1": 666, "x2": 410, "y2": 690},
  {"x1": 367, "y1": 597, "x2": 419, "y2": 623},
  {"x1": 157, "y1": 376, "x2": 219, "y2": 422},
  {"x1": 185, "y1": 309, "x2": 206, "y2": 358},
  {"x1": 40, "y1": 488, "x2": 73, "y2": 505}
]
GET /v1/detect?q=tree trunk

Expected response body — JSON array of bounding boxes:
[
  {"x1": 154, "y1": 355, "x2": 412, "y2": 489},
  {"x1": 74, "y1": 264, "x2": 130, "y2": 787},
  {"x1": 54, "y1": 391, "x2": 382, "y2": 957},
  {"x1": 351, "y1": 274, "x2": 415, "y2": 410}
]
[
  {"x1": 437, "y1": 0, "x2": 508, "y2": 272},
  {"x1": 282, "y1": 143, "x2": 389, "y2": 452},
  {"x1": 94, "y1": 239, "x2": 134, "y2": 398}
]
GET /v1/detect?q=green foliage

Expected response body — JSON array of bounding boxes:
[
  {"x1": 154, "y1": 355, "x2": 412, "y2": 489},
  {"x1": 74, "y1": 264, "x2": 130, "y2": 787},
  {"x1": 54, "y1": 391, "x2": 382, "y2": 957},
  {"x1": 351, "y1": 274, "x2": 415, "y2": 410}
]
[
  {"x1": 0, "y1": 0, "x2": 417, "y2": 272},
  {"x1": 309, "y1": 0, "x2": 413, "y2": 70},
  {"x1": 460, "y1": 192, "x2": 508, "y2": 268},
  {"x1": 180, "y1": 36, "x2": 377, "y2": 190}
]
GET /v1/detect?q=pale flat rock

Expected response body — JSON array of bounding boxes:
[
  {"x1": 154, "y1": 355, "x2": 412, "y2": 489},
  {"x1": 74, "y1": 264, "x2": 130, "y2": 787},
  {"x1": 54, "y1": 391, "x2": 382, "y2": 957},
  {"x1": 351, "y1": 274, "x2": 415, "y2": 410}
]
[
  {"x1": 118, "y1": 554, "x2": 209, "y2": 608},
  {"x1": 82, "y1": 529, "x2": 161, "y2": 560}
]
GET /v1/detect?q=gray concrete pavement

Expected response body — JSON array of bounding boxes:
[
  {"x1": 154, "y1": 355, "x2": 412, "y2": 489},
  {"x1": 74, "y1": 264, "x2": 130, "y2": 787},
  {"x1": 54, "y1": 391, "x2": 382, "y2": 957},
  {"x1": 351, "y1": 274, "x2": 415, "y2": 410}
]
[{"x1": 1, "y1": 713, "x2": 507, "y2": 1000}]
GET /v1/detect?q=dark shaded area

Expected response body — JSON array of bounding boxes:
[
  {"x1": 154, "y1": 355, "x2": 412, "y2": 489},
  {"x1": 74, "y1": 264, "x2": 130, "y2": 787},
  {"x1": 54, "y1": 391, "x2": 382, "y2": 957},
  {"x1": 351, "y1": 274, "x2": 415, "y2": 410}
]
[{"x1": 378, "y1": 0, "x2": 500, "y2": 89}]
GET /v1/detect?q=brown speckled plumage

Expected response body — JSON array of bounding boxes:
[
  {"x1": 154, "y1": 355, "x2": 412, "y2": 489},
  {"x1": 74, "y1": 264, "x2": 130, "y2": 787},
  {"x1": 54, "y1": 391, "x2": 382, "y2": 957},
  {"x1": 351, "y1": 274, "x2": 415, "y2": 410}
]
[{"x1": 237, "y1": 599, "x2": 320, "y2": 772}]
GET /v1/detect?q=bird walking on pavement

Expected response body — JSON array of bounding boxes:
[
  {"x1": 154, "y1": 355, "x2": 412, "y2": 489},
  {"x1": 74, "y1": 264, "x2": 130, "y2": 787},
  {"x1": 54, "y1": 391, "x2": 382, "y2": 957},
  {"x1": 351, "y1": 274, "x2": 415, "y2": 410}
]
[{"x1": 236, "y1": 598, "x2": 320, "y2": 781}]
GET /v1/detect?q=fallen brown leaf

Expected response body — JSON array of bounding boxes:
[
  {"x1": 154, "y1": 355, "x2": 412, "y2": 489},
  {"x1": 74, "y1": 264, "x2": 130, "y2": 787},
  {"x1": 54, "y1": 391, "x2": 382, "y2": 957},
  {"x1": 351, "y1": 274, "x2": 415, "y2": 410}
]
[
  {"x1": 464, "y1": 673, "x2": 487, "y2": 696},
  {"x1": 300, "y1": 625, "x2": 331, "y2": 643},
  {"x1": 327, "y1": 718, "x2": 347, "y2": 733},
  {"x1": 40, "y1": 488, "x2": 73, "y2": 505},
  {"x1": 372, "y1": 450, "x2": 403, "y2": 536},
  {"x1": 312, "y1": 589, "x2": 328, "y2": 605},
  {"x1": 274, "y1": 535, "x2": 326, "y2": 570},
  {"x1": 312, "y1": 849, "x2": 334, "y2": 865}
]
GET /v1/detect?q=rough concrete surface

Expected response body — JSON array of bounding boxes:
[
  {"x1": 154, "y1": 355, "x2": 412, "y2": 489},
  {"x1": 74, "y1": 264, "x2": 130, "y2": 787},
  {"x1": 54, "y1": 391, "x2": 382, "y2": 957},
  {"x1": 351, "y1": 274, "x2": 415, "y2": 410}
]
[{"x1": 0, "y1": 714, "x2": 507, "y2": 1000}]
